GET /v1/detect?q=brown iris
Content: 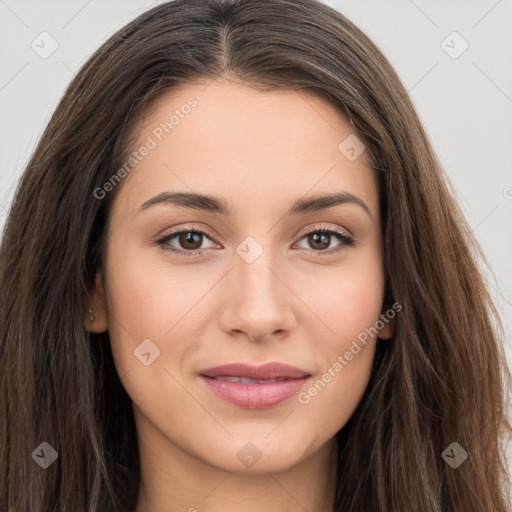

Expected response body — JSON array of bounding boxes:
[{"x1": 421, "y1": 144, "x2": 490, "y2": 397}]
[
  {"x1": 179, "y1": 232, "x2": 203, "y2": 250},
  {"x1": 307, "y1": 232, "x2": 330, "y2": 250}
]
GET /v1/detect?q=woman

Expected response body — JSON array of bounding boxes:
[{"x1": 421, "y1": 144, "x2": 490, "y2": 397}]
[{"x1": 0, "y1": 0, "x2": 510, "y2": 510}]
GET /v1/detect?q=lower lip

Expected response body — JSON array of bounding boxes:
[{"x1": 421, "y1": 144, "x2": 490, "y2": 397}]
[{"x1": 199, "y1": 375, "x2": 310, "y2": 409}]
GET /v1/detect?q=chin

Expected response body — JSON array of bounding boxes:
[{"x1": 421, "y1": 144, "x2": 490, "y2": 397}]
[{"x1": 192, "y1": 432, "x2": 321, "y2": 474}]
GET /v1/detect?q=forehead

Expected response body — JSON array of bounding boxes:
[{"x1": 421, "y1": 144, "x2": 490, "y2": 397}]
[{"x1": 112, "y1": 78, "x2": 379, "y2": 220}]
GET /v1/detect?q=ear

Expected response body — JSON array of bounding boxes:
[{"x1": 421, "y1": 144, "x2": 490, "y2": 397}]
[
  {"x1": 84, "y1": 272, "x2": 109, "y2": 333},
  {"x1": 377, "y1": 304, "x2": 396, "y2": 340}
]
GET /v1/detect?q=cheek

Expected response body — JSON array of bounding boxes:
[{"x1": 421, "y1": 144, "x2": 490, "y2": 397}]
[
  {"x1": 294, "y1": 247, "x2": 385, "y2": 349},
  {"x1": 291, "y1": 250, "x2": 384, "y2": 419},
  {"x1": 103, "y1": 240, "x2": 200, "y2": 375},
  {"x1": 107, "y1": 220, "x2": 219, "y2": 321},
  {"x1": 295, "y1": 341, "x2": 376, "y2": 443}
]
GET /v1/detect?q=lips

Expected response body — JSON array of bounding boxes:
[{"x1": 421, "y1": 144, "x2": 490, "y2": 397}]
[
  {"x1": 199, "y1": 362, "x2": 311, "y2": 409},
  {"x1": 200, "y1": 362, "x2": 310, "y2": 381}
]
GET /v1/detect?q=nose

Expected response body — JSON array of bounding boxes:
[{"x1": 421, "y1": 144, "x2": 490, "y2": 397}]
[{"x1": 218, "y1": 239, "x2": 297, "y2": 343}]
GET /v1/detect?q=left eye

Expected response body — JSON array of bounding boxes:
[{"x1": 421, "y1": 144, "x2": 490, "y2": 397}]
[
  {"x1": 156, "y1": 230, "x2": 217, "y2": 254},
  {"x1": 156, "y1": 227, "x2": 355, "y2": 256},
  {"x1": 295, "y1": 228, "x2": 354, "y2": 253}
]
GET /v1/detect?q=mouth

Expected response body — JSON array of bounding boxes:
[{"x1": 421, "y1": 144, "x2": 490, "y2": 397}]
[
  {"x1": 198, "y1": 362, "x2": 311, "y2": 409},
  {"x1": 200, "y1": 362, "x2": 310, "y2": 380},
  {"x1": 203, "y1": 376, "x2": 291, "y2": 384}
]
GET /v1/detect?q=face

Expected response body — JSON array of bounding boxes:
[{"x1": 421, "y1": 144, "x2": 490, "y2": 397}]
[{"x1": 89, "y1": 78, "x2": 393, "y2": 474}]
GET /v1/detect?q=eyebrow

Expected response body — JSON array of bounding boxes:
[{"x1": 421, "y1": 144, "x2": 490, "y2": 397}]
[{"x1": 136, "y1": 191, "x2": 372, "y2": 218}]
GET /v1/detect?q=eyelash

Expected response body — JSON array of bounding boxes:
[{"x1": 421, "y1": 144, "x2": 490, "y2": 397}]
[{"x1": 155, "y1": 224, "x2": 355, "y2": 257}]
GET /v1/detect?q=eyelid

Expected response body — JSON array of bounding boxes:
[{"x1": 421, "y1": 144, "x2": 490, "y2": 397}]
[
  {"x1": 298, "y1": 223, "x2": 353, "y2": 239},
  {"x1": 157, "y1": 223, "x2": 219, "y2": 243}
]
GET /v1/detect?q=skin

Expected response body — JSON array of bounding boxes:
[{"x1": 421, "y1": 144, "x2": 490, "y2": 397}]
[{"x1": 86, "y1": 77, "x2": 394, "y2": 512}]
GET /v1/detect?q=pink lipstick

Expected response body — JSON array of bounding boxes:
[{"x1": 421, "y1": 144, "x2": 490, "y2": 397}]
[{"x1": 199, "y1": 362, "x2": 311, "y2": 409}]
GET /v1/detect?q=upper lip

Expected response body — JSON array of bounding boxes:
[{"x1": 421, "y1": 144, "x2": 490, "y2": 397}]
[{"x1": 199, "y1": 362, "x2": 310, "y2": 380}]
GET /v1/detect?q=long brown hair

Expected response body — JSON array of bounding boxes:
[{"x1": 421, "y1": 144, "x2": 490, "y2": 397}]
[{"x1": 1, "y1": 0, "x2": 510, "y2": 510}]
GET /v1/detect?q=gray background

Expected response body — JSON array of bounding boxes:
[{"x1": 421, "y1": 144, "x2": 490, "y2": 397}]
[{"x1": 1, "y1": 0, "x2": 511, "y2": 477}]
